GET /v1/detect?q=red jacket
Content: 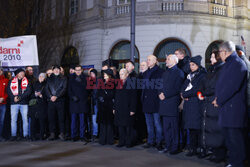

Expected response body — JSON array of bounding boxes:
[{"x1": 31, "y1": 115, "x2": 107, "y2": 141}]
[{"x1": 0, "y1": 75, "x2": 9, "y2": 105}]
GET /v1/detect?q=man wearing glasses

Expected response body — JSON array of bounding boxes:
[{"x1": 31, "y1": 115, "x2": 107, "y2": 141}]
[{"x1": 213, "y1": 41, "x2": 247, "y2": 167}]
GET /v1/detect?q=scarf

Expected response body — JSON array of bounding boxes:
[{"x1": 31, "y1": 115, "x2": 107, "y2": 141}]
[
  {"x1": 185, "y1": 70, "x2": 199, "y2": 91},
  {"x1": 10, "y1": 77, "x2": 28, "y2": 96}
]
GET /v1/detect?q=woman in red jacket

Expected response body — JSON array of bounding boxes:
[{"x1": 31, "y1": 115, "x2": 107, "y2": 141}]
[{"x1": 0, "y1": 68, "x2": 9, "y2": 141}]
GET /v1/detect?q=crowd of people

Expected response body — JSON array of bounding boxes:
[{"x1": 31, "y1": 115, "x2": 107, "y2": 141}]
[{"x1": 0, "y1": 41, "x2": 249, "y2": 167}]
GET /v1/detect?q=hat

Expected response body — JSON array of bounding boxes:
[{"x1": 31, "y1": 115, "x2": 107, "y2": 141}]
[
  {"x1": 236, "y1": 45, "x2": 246, "y2": 54},
  {"x1": 102, "y1": 69, "x2": 114, "y2": 78},
  {"x1": 102, "y1": 59, "x2": 119, "y2": 69},
  {"x1": 190, "y1": 55, "x2": 202, "y2": 66},
  {"x1": 69, "y1": 64, "x2": 76, "y2": 69},
  {"x1": 52, "y1": 65, "x2": 61, "y2": 70},
  {"x1": 14, "y1": 68, "x2": 25, "y2": 76},
  {"x1": 90, "y1": 69, "x2": 97, "y2": 77}
]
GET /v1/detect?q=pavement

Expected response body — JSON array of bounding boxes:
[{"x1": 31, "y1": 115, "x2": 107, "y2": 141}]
[{"x1": 0, "y1": 141, "x2": 225, "y2": 167}]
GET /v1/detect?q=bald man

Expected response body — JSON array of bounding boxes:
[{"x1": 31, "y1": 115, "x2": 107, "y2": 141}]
[
  {"x1": 158, "y1": 54, "x2": 184, "y2": 154},
  {"x1": 142, "y1": 55, "x2": 164, "y2": 150}
]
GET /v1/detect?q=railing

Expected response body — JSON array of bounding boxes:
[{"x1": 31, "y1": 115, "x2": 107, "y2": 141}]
[
  {"x1": 162, "y1": 2, "x2": 184, "y2": 12},
  {"x1": 210, "y1": 3, "x2": 227, "y2": 16},
  {"x1": 116, "y1": 4, "x2": 130, "y2": 15}
]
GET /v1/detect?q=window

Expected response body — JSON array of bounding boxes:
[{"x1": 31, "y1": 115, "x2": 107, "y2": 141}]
[
  {"x1": 154, "y1": 38, "x2": 191, "y2": 69},
  {"x1": 109, "y1": 41, "x2": 140, "y2": 72},
  {"x1": 61, "y1": 46, "x2": 79, "y2": 75},
  {"x1": 70, "y1": 0, "x2": 78, "y2": 15}
]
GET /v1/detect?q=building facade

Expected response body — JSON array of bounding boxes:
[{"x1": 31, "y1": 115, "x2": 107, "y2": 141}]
[{"x1": 33, "y1": 0, "x2": 250, "y2": 71}]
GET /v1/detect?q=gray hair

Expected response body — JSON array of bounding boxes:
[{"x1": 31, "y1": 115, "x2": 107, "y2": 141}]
[
  {"x1": 167, "y1": 54, "x2": 179, "y2": 64},
  {"x1": 220, "y1": 41, "x2": 236, "y2": 52},
  {"x1": 119, "y1": 68, "x2": 128, "y2": 74},
  {"x1": 39, "y1": 73, "x2": 47, "y2": 79}
]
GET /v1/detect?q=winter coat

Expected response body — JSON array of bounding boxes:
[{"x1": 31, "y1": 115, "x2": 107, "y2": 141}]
[
  {"x1": 7, "y1": 78, "x2": 32, "y2": 105},
  {"x1": 181, "y1": 68, "x2": 206, "y2": 129},
  {"x1": 240, "y1": 54, "x2": 250, "y2": 108},
  {"x1": 159, "y1": 65, "x2": 184, "y2": 117},
  {"x1": 45, "y1": 74, "x2": 67, "y2": 102},
  {"x1": 97, "y1": 79, "x2": 115, "y2": 124},
  {"x1": 198, "y1": 62, "x2": 224, "y2": 148},
  {"x1": 0, "y1": 75, "x2": 8, "y2": 105},
  {"x1": 141, "y1": 65, "x2": 165, "y2": 114},
  {"x1": 68, "y1": 73, "x2": 89, "y2": 114},
  {"x1": 215, "y1": 52, "x2": 248, "y2": 128},
  {"x1": 114, "y1": 79, "x2": 137, "y2": 126},
  {"x1": 29, "y1": 80, "x2": 48, "y2": 118},
  {"x1": 178, "y1": 56, "x2": 191, "y2": 76}
]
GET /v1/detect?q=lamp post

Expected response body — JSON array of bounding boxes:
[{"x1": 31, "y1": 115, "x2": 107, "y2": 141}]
[{"x1": 130, "y1": 0, "x2": 136, "y2": 62}]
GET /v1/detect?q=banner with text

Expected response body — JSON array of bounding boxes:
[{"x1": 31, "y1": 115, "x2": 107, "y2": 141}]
[{"x1": 0, "y1": 35, "x2": 39, "y2": 67}]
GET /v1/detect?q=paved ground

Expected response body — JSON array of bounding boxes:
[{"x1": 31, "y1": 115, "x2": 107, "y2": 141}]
[{"x1": 0, "y1": 141, "x2": 224, "y2": 167}]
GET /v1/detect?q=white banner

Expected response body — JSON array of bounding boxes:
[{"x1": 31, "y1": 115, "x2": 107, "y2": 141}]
[{"x1": 0, "y1": 35, "x2": 39, "y2": 67}]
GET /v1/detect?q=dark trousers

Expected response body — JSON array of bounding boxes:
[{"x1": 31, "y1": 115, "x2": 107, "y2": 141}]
[
  {"x1": 189, "y1": 129, "x2": 200, "y2": 151},
  {"x1": 71, "y1": 113, "x2": 85, "y2": 138},
  {"x1": 30, "y1": 108, "x2": 46, "y2": 138},
  {"x1": 99, "y1": 123, "x2": 113, "y2": 145},
  {"x1": 48, "y1": 101, "x2": 65, "y2": 134},
  {"x1": 222, "y1": 127, "x2": 246, "y2": 167},
  {"x1": 162, "y1": 116, "x2": 179, "y2": 151},
  {"x1": 118, "y1": 126, "x2": 133, "y2": 146}
]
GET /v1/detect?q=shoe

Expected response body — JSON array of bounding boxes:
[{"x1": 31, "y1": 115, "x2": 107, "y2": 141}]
[
  {"x1": 126, "y1": 144, "x2": 133, "y2": 148},
  {"x1": 91, "y1": 135, "x2": 97, "y2": 142},
  {"x1": 116, "y1": 144, "x2": 125, "y2": 148},
  {"x1": 155, "y1": 144, "x2": 164, "y2": 151},
  {"x1": 142, "y1": 143, "x2": 154, "y2": 148},
  {"x1": 158, "y1": 148, "x2": 169, "y2": 153},
  {"x1": 30, "y1": 136, "x2": 36, "y2": 141},
  {"x1": 72, "y1": 137, "x2": 79, "y2": 142},
  {"x1": 59, "y1": 133, "x2": 65, "y2": 141},
  {"x1": 47, "y1": 133, "x2": 55, "y2": 141},
  {"x1": 0, "y1": 137, "x2": 6, "y2": 142},
  {"x1": 225, "y1": 164, "x2": 232, "y2": 167},
  {"x1": 81, "y1": 137, "x2": 89, "y2": 143},
  {"x1": 197, "y1": 151, "x2": 207, "y2": 159},
  {"x1": 9, "y1": 136, "x2": 17, "y2": 141},
  {"x1": 185, "y1": 149, "x2": 196, "y2": 157},
  {"x1": 169, "y1": 150, "x2": 180, "y2": 155}
]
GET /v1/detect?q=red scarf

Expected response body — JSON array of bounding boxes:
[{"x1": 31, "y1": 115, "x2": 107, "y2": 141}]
[{"x1": 10, "y1": 77, "x2": 28, "y2": 96}]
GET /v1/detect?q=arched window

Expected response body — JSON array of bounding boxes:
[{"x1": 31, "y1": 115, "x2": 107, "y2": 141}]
[
  {"x1": 154, "y1": 38, "x2": 191, "y2": 69},
  {"x1": 109, "y1": 41, "x2": 140, "y2": 72},
  {"x1": 61, "y1": 46, "x2": 79, "y2": 75},
  {"x1": 205, "y1": 40, "x2": 224, "y2": 69}
]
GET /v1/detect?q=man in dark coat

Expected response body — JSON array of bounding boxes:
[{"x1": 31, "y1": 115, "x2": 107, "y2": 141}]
[
  {"x1": 142, "y1": 55, "x2": 165, "y2": 150},
  {"x1": 213, "y1": 41, "x2": 248, "y2": 167},
  {"x1": 175, "y1": 48, "x2": 191, "y2": 151},
  {"x1": 68, "y1": 65, "x2": 89, "y2": 141},
  {"x1": 7, "y1": 68, "x2": 32, "y2": 140},
  {"x1": 175, "y1": 48, "x2": 190, "y2": 76},
  {"x1": 45, "y1": 65, "x2": 67, "y2": 140},
  {"x1": 135, "y1": 61, "x2": 148, "y2": 144},
  {"x1": 126, "y1": 60, "x2": 137, "y2": 78},
  {"x1": 159, "y1": 54, "x2": 184, "y2": 154},
  {"x1": 113, "y1": 68, "x2": 137, "y2": 147},
  {"x1": 181, "y1": 55, "x2": 206, "y2": 156}
]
